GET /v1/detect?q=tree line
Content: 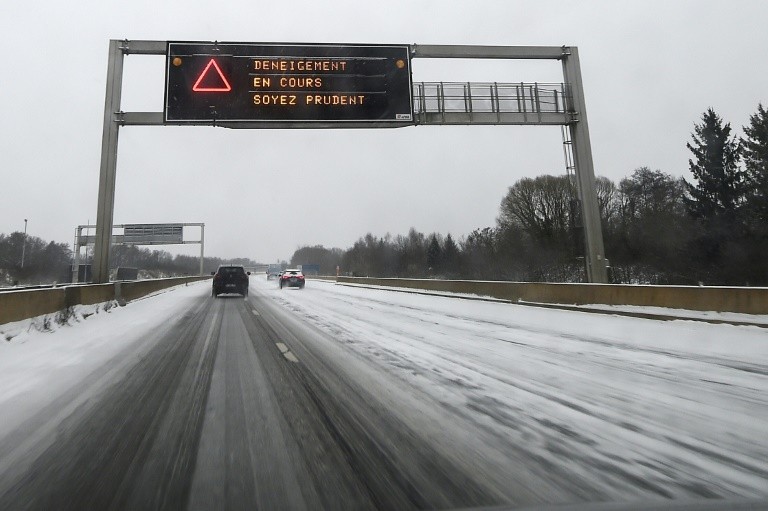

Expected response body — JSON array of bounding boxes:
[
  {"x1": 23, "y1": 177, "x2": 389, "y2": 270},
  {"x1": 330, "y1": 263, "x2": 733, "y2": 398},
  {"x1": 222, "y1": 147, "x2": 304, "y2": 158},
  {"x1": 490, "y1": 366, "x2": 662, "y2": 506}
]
[
  {"x1": 0, "y1": 232, "x2": 72, "y2": 285},
  {"x1": 0, "y1": 233, "x2": 260, "y2": 286},
  {"x1": 291, "y1": 105, "x2": 768, "y2": 285},
  {"x1": 109, "y1": 245, "x2": 260, "y2": 279},
  {"x1": 4, "y1": 105, "x2": 765, "y2": 286}
]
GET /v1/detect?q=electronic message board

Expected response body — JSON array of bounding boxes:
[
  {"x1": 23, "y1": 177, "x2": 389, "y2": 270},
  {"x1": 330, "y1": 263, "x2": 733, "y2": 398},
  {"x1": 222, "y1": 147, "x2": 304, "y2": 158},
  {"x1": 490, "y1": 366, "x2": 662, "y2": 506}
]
[
  {"x1": 164, "y1": 42, "x2": 413, "y2": 124},
  {"x1": 123, "y1": 224, "x2": 184, "y2": 244}
]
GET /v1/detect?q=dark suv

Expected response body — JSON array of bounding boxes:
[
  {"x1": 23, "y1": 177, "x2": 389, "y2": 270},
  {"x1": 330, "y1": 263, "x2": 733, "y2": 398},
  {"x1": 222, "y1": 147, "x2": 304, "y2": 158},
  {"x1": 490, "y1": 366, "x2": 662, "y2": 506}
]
[{"x1": 212, "y1": 265, "x2": 250, "y2": 297}]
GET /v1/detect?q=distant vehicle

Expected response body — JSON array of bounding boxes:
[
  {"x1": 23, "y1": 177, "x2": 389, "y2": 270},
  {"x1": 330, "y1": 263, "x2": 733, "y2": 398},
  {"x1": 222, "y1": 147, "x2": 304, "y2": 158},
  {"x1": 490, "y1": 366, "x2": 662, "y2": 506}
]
[
  {"x1": 115, "y1": 267, "x2": 139, "y2": 281},
  {"x1": 279, "y1": 269, "x2": 305, "y2": 289},
  {"x1": 298, "y1": 263, "x2": 321, "y2": 275},
  {"x1": 266, "y1": 263, "x2": 283, "y2": 280},
  {"x1": 212, "y1": 265, "x2": 250, "y2": 297}
]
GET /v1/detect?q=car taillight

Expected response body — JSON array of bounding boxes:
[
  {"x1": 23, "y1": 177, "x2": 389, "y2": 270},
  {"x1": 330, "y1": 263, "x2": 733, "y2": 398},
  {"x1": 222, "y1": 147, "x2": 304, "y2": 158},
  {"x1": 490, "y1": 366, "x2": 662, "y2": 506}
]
[{"x1": 298, "y1": 275, "x2": 305, "y2": 279}]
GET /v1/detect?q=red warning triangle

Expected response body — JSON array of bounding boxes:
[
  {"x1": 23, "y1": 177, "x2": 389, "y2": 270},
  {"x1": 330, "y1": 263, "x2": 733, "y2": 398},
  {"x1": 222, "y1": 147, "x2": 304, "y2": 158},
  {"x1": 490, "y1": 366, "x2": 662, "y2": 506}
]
[{"x1": 192, "y1": 59, "x2": 232, "y2": 92}]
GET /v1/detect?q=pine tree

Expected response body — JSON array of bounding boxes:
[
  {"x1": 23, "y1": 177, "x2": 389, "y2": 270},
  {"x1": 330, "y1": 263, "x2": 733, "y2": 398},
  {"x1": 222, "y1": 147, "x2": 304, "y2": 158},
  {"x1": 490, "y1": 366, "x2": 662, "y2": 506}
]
[
  {"x1": 443, "y1": 234, "x2": 459, "y2": 274},
  {"x1": 683, "y1": 109, "x2": 748, "y2": 283},
  {"x1": 742, "y1": 103, "x2": 768, "y2": 229},
  {"x1": 683, "y1": 108, "x2": 745, "y2": 221},
  {"x1": 426, "y1": 234, "x2": 442, "y2": 273}
]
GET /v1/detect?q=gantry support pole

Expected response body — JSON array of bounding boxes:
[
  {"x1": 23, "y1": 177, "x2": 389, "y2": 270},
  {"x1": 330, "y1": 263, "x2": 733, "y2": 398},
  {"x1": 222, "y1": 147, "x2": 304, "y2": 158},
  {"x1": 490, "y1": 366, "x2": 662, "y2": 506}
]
[
  {"x1": 91, "y1": 40, "x2": 124, "y2": 283},
  {"x1": 561, "y1": 47, "x2": 608, "y2": 283}
]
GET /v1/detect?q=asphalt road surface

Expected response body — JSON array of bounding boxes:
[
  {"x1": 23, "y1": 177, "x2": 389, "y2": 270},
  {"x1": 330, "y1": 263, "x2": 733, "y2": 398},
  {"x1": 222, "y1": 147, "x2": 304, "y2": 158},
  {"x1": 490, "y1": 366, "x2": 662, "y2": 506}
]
[
  {"x1": 2, "y1": 280, "x2": 766, "y2": 510},
  {"x1": 0, "y1": 285, "x2": 551, "y2": 511}
]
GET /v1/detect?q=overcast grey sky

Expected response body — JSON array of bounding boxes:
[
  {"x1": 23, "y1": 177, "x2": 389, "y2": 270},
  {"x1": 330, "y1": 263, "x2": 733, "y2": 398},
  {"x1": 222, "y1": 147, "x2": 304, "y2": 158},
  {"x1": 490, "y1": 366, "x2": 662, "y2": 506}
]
[{"x1": 2, "y1": 1, "x2": 767, "y2": 263}]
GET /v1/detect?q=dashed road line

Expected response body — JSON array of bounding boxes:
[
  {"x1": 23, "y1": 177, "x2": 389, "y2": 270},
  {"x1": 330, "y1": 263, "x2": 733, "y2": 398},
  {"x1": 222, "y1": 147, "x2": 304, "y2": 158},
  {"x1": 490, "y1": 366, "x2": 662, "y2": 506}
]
[
  {"x1": 275, "y1": 342, "x2": 298, "y2": 363},
  {"x1": 251, "y1": 309, "x2": 260, "y2": 316}
]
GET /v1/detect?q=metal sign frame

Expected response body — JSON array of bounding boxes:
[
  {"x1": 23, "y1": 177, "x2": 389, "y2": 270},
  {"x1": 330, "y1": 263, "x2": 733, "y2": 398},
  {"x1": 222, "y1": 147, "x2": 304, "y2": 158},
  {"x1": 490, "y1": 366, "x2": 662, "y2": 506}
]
[
  {"x1": 77, "y1": 222, "x2": 204, "y2": 282},
  {"x1": 91, "y1": 40, "x2": 608, "y2": 284}
]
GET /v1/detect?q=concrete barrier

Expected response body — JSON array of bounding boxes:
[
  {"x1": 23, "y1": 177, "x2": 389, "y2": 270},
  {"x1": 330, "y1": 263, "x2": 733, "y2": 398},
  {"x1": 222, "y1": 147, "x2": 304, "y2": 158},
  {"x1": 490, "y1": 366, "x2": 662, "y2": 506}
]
[
  {"x1": 0, "y1": 287, "x2": 67, "y2": 325},
  {"x1": 65, "y1": 284, "x2": 116, "y2": 307},
  {"x1": 336, "y1": 277, "x2": 768, "y2": 315},
  {"x1": 306, "y1": 275, "x2": 338, "y2": 282},
  {"x1": 0, "y1": 276, "x2": 211, "y2": 325}
]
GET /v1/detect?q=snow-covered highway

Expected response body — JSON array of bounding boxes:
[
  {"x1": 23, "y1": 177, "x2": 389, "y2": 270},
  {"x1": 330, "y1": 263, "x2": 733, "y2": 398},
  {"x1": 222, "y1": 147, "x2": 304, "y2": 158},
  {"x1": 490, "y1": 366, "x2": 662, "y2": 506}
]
[{"x1": 0, "y1": 277, "x2": 766, "y2": 509}]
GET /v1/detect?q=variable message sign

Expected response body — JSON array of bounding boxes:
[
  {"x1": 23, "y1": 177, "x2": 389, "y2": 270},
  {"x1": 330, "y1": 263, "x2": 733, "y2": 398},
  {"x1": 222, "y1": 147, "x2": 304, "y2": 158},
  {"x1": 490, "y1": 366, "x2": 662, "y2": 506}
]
[
  {"x1": 164, "y1": 42, "x2": 413, "y2": 124},
  {"x1": 123, "y1": 224, "x2": 184, "y2": 244}
]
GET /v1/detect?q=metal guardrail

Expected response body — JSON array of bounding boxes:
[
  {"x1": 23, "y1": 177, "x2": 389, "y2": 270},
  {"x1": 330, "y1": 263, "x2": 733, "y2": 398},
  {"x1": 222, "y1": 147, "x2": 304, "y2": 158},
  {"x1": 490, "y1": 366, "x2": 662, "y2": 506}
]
[{"x1": 412, "y1": 82, "x2": 572, "y2": 125}]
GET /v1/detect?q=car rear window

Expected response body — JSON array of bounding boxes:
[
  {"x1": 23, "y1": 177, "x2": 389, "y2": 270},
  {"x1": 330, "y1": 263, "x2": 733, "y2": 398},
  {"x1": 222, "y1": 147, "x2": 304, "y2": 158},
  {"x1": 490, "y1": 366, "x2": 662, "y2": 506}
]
[{"x1": 219, "y1": 267, "x2": 245, "y2": 275}]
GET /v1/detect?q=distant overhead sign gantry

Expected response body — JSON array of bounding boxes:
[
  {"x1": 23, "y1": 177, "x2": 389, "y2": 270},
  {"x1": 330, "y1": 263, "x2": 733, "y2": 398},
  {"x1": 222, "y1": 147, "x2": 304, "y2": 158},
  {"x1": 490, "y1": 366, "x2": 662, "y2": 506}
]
[{"x1": 164, "y1": 42, "x2": 413, "y2": 125}]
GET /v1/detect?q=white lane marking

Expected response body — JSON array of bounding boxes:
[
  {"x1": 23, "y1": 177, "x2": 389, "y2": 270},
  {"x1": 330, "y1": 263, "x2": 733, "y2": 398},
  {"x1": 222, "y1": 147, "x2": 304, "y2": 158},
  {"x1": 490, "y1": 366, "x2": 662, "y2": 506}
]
[
  {"x1": 251, "y1": 309, "x2": 260, "y2": 316},
  {"x1": 194, "y1": 311, "x2": 219, "y2": 377},
  {"x1": 275, "y1": 342, "x2": 298, "y2": 362}
]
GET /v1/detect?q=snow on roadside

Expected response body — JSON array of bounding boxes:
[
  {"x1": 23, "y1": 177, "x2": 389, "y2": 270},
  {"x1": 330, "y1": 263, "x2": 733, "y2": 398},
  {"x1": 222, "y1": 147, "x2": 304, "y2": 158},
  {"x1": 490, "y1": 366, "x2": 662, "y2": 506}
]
[
  {"x1": 0, "y1": 282, "x2": 209, "y2": 343},
  {"x1": 0, "y1": 281, "x2": 210, "y2": 437},
  {"x1": 0, "y1": 301, "x2": 120, "y2": 344}
]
